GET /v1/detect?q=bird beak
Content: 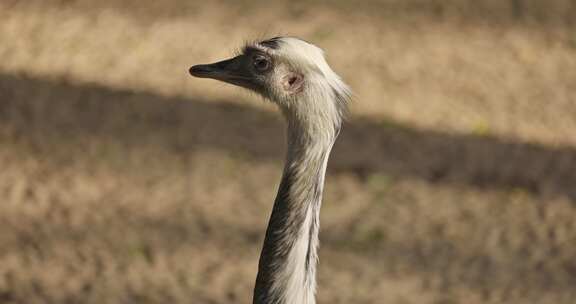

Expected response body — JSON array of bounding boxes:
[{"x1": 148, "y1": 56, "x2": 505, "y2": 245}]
[{"x1": 189, "y1": 56, "x2": 247, "y2": 84}]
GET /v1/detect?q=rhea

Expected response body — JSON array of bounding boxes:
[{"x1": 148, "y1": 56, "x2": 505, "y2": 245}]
[{"x1": 189, "y1": 37, "x2": 351, "y2": 304}]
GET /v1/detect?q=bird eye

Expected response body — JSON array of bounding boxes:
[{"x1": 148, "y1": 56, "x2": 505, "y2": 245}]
[{"x1": 253, "y1": 56, "x2": 270, "y2": 71}]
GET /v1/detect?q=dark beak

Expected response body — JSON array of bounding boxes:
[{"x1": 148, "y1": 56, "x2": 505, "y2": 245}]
[
  {"x1": 189, "y1": 56, "x2": 243, "y2": 81},
  {"x1": 189, "y1": 55, "x2": 260, "y2": 91}
]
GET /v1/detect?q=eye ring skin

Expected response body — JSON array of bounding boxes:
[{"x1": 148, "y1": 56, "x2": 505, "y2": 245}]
[{"x1": 252, "y1": 55, "x2": 271, "y2": 72}]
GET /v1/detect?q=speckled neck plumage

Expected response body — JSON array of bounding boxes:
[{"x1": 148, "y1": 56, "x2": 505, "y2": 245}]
[{"x1": 253, "y1": 100, "x2": 339, "y2": 304}]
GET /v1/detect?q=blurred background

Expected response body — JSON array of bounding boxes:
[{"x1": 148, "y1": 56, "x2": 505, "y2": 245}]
[{"x1": 1, "y1": 0, "x2": 576, "y2": 303}]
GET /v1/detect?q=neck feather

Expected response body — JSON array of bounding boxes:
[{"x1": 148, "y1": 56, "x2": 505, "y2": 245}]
[{"x1": 253, "y1": 103, "x2": 339, "y2": 304}]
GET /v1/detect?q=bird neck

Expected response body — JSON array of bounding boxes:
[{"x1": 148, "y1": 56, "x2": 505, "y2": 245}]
[{"x1": 253, "y1": 116, "x2": 338, "y2": 304}]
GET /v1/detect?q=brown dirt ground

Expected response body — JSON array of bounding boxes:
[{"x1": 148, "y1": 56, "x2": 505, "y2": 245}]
[{"x1": 0, "y1": 1, "x2": 575, "y2": 303}]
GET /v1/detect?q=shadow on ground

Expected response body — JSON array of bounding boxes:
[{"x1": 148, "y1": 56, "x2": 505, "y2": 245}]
[
  {"x1": 1, "y1": 73, "x2": 575, "y2": 201},
  {"x1": 2, "y1": 73, "x2": 576, "y2": 303}
]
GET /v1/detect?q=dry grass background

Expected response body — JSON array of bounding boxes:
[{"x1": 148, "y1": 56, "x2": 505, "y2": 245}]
[{"x1": 0, "y1": 0, "x2": 576, "y2": 303}]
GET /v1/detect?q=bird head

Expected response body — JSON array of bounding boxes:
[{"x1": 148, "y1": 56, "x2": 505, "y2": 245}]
[{"x1": 189, "y1": 37, "x2": 350, "y2": 126}]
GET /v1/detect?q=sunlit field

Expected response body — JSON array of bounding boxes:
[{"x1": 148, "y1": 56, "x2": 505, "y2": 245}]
[{"x1": 1, "y1": 1, "x2": 575, "y2": 303}]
